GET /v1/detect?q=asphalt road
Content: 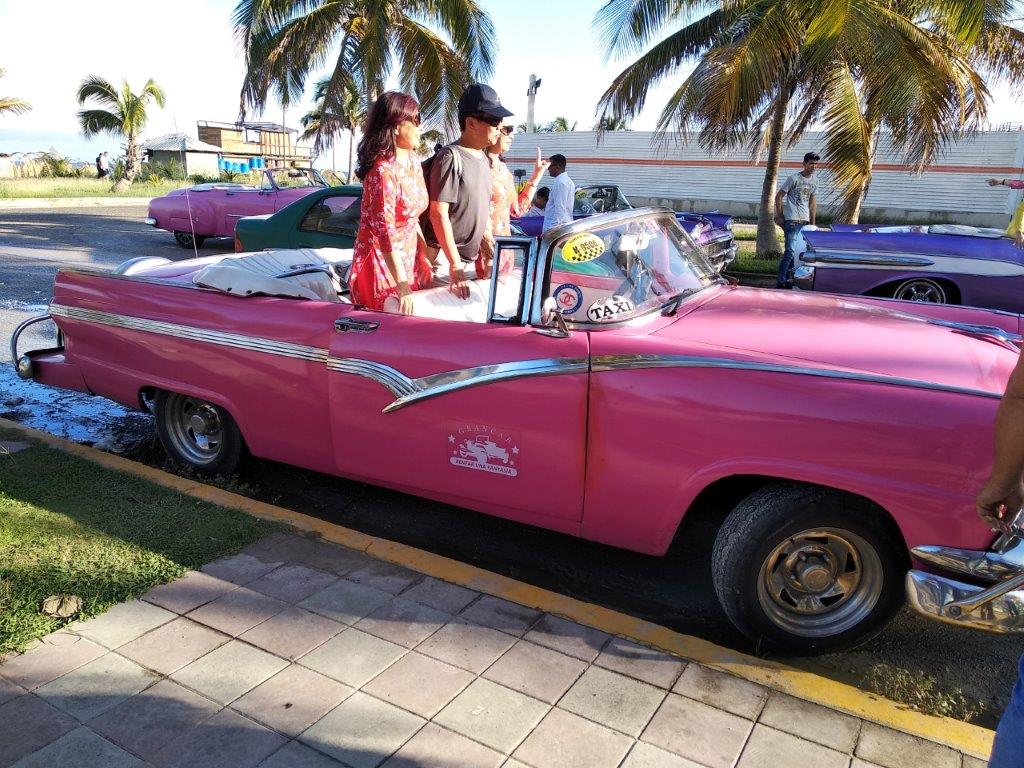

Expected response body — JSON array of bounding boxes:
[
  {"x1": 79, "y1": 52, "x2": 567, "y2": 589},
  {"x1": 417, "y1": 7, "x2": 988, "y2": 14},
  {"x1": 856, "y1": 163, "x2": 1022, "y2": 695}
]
[{"x1": 1, "y1": 205, "x2": 1021, "y2": 726}]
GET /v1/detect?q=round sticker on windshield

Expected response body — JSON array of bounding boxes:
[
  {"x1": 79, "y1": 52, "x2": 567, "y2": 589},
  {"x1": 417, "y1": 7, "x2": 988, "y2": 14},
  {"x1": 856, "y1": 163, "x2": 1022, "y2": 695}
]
[
  {"x1": 587, "y1": 295, "x2": 635, "y2": 322},
  {"x1": 561, "y1": 232, "x2": 605, "y2": 263},
  {"x1": 553, "y1": 283, "x2": 584, "y2": 314}
]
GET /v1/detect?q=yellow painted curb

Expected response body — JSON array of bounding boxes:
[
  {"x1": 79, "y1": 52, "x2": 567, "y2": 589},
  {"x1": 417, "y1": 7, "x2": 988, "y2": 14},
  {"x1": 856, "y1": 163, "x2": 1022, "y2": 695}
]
[{"x1": 0, "y1": 417, "x2": 995, "y2": 759}]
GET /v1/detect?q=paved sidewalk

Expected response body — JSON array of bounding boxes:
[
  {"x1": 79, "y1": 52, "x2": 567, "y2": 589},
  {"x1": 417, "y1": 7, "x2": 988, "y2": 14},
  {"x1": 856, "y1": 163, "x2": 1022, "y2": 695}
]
[{"x1": 0, "y1": 532, "x2": 988, "y2": 768}]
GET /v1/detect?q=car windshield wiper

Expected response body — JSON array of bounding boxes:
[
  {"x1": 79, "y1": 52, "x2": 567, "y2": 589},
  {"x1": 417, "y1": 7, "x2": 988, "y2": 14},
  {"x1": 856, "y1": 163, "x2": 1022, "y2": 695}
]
[{"x1": 661, "y1": 288, "x2": 701, "y2": 316}]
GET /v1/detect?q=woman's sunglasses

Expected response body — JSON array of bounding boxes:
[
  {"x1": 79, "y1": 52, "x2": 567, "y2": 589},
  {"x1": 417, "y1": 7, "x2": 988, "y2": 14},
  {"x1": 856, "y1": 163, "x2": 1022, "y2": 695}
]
[
  {"x1": 500, "y1": 125, "x2": 514, "y2": 136},
  {"x1": 407, "y1": 112, "x2": 421, "y2": 126}
]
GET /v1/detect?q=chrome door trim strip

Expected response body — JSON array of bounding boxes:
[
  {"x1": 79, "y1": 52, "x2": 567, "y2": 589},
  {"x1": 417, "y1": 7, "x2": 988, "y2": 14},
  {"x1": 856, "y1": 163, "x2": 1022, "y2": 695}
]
[
  {"x1": 49, "y1": 304, "x2": 329, "y2": 363},
  {"x1": 801, "y1": 252, "x2": 936, "y2": 267},
  {"x1": 327, "y1": 356, "x2": 590, "y2": 413},
  {"x1": 590, "y1": 354, "x2": 1002, "y2": 400}
]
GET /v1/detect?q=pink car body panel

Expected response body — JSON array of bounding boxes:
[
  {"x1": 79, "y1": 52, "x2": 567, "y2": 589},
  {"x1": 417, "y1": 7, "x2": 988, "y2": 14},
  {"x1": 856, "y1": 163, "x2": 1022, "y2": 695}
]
[{"x1": 37, "y1": 258, "x2": 1015, "y2": 562}]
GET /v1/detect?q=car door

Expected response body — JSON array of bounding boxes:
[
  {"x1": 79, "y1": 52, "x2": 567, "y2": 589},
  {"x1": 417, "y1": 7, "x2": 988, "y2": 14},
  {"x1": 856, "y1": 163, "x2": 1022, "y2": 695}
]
[
  {"x1": 326, "y1": 238, "x2": 590, "y2": 528},
  {"x1": 292, "y1": 193, "x2": 362, "y2": 249}
]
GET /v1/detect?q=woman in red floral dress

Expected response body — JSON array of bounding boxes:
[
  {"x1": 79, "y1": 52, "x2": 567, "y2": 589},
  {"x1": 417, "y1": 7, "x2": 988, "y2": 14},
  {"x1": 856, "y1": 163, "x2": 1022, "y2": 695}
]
[
  {"x1": 479, "y1": 128, "x2": 549, "y2": 277},
  {"x1": 350, "y1": 92, "x2": 430, "y2": 313}
]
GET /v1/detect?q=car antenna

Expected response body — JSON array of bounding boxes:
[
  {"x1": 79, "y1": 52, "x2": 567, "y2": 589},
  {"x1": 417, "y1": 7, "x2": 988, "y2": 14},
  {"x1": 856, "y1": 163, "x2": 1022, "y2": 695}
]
[{"x1": 173, "y1": 115, "x2": 199, "y2": 260}]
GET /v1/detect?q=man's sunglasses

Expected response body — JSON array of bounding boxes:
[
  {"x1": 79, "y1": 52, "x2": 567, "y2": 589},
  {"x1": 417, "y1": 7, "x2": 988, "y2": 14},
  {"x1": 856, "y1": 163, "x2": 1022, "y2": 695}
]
[{"x1": 470, "y1": 112, "x2": 503, "y2": 127}]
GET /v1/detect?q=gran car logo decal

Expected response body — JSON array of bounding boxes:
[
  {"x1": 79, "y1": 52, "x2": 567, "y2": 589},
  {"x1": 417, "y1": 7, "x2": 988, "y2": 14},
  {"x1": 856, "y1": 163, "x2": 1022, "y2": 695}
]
[
  {"x1": 561, "y1": 232, "x2": 605, "y2": 263},
  {"x1": 587, "y1": 295, "x2": 634, "y2": 322},
  {"x1": 448, "y1": 421, "x2": 520, "y2": 477},
  {"x1": 553, "y1": 283, "x2": 584, "y2": 315}
]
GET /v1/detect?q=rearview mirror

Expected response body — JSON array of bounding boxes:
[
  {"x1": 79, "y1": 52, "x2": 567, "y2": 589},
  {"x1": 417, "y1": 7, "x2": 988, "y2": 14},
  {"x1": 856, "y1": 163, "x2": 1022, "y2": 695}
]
[{"x1": 536, "y1": 297, "x2": 571, "y2": 338}]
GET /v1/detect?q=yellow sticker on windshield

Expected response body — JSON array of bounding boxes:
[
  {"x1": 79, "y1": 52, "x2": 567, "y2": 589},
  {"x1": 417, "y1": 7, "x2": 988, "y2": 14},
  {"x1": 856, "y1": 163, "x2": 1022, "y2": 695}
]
[{"x1": 561, "y1": 232, "x2": 605, "y2": 263}]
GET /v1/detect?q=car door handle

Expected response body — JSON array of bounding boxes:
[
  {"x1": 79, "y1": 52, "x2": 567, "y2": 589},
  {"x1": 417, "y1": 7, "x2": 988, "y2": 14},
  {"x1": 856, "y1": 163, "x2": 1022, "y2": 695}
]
[{"x1": 335, "y1": 317, "x2": 380, "y2": 333}]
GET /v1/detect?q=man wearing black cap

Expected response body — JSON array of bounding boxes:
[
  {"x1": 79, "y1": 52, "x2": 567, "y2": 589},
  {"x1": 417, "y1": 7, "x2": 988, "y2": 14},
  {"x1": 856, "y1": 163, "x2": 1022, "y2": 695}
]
[
  {"x1": 774, "y1": 151, "x2": 819, "y2": 289},
  {"x1": 426, "y1": 83, "x2": 512, "y2": 299}
]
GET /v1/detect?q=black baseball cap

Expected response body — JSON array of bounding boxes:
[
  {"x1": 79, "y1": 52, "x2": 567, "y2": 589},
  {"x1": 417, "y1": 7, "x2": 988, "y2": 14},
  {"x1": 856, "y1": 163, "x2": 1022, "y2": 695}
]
[
  {"x1": 803, "y1": 152, "x2": 821, "y2": 162},
  {"x1": 458, "y1": 83, "x2": 513, "y2": 120}
]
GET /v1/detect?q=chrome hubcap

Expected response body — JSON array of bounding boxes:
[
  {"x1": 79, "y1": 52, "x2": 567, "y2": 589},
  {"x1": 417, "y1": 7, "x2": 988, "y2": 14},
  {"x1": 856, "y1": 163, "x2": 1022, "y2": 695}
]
[
  {"x1": 757, "y1": 528, "x2": 883, "y2": 638},
  {"x1": 164, "y1": 394, "x2": 224, "y2": 465},
  {"x1": 896, "y1": 279, "x2": 944, "y2": 303}
]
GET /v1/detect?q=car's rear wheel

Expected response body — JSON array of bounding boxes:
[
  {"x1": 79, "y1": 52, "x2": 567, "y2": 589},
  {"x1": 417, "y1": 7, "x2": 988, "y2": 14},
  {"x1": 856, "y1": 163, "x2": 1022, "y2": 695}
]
[
  {"x1": 174, "y1": 231, "x2": 206, "y2": 249},
  {"x1": 892, "y1": 277, "x2": 947, "y2": 303},
  {"x1": 711, "y1": 483, "x2": 906, "y2": 654},
  {"x1": 154, "y1": 390, "x2": 245, "y2": 475}
]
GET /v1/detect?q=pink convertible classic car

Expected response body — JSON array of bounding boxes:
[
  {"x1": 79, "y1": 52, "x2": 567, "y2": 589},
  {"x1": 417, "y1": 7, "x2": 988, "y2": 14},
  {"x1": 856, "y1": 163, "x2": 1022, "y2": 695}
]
[
  {"x1": 13, "y1": 208, "x2": 1024, "y2": 653},
  {"x1": 146, "y1": 168, "x2": 328, "y2": 248}
]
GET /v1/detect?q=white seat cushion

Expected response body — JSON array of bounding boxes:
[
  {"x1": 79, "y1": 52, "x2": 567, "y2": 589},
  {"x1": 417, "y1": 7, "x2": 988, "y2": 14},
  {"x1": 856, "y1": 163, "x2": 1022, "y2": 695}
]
[
  {"x1": 383, "y1": 272, "x2": 522, "y2": 322},
  {"x1": 193, "y1": 248, "x2": 352, "y2": 301}
]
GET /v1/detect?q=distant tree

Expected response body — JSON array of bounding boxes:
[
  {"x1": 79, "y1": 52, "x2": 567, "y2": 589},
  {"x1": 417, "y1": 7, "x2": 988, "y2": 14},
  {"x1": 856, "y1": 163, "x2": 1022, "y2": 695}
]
[
  {"x1": 301, "y1": 76, "x2": 366, "y2": 182},
  {"x1": 546, "y1": 116, "x2": 574, "y2": 132},
  {"x1": 417, "y1": 128, "x2": 447, "y2": 156},
  {"x1": 0, "y1": 68, "x2": 30, "y2": 116},
  {"x1": 595, "y1": 115, "x2": 629, "y2": 131},
  {"x1": 76, "y1": 76, "x2": 165, "y2": 191}
]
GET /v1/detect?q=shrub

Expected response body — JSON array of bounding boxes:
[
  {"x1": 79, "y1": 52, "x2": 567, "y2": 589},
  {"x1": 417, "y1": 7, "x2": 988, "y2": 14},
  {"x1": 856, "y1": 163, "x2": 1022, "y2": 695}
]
[{"x1": 37, "y1": 153, "x2": 75, "y2": 178}]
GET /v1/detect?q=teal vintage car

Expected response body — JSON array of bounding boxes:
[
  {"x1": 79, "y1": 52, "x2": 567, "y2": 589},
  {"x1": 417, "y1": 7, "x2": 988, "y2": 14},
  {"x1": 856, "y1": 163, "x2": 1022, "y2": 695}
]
[{"x1": 234, "y1": 185, "x2": 363, "y2": 252}]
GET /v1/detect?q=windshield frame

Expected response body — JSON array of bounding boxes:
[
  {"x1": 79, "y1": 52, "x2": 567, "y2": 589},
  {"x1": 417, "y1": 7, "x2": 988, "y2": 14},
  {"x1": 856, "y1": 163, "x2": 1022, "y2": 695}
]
[
  {"x1": 265, "y1": 167, "x2": 328, "y2": 190},
  {"x1": 529, "y1": 207, "x2": 723, "y2": 329}
]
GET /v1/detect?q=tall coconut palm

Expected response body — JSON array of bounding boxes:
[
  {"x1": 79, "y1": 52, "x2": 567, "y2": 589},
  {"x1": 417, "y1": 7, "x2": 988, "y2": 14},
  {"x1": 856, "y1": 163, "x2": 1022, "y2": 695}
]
[
  {"x1": 234, "y1": 0, "x2": 497, "y2": 136},
  {"x1": 76, "y1": 76, "x2": 165, "y2": 191},
  {"x1": 0, "y1": 68, "x2": 31, "y2": 116},
  {"x1": 545, "y1": 116, "x2": 574, "y2": 132},
  {"x1": 594, "y1": 1, "x2": 987, "y2": 253},
  {"x1": 301, "y1": 76, "x2": 366, "y2": 181},
  {"x1": 595, "y1": 115, "x2": 630, "y2": 131}
]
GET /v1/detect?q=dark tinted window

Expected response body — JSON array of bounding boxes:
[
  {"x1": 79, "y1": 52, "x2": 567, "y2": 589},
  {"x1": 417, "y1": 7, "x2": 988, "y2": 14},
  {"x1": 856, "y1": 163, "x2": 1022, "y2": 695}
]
[{"x1": 299, "y1": 195, "x2": 361, "y2": 234}]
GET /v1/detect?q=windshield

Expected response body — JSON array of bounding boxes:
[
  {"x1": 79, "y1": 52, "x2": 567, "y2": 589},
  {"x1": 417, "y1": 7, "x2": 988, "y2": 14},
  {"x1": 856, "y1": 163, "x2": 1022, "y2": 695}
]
[
  {"x1": 267, "y1": 168, "x2": 323, "y2": 189},
  {"x1": 545, "y1": 213, "x2": 719, "y2": 324},
  {"x1": 574, "y1": 186, "x2": 632, "y2": 215}
]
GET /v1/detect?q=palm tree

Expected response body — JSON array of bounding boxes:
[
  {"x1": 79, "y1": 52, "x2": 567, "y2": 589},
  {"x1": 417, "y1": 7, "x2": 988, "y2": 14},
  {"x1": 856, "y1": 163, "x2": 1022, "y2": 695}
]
[
  {"x1": 594, "y1": 1, "x2": 988, "y2": 253},
  {"x1": 595, "y1": 115, "x2": 629, "y2": 131},
  {"x1": 301, "y1": 76, "x2": 366, "y2": 182},
  {"x1": 76, "y1": 76, "x2": 165, "y2": 191},
  {"x1": 234, "y1": 0, "x2": 497, "y2": 136},
  {"x1": 545, "y1": 116, "x2": 574, "y2": 132},
  {"x1": 0, "y1": 68, "x2": 30, "y2": 116}
]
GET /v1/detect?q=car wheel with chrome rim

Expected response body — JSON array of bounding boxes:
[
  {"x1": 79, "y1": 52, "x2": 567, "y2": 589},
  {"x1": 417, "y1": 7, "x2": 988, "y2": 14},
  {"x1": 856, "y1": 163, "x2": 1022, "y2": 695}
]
[
  {"x1": 174, "y1": 231, "x2": 207, "y2": 249},
  {"x1": 154, "y1": 390, "x2": 245, "y2": 475},
  {"x1": 893, "y1": 277, "x2": 947, "y2": 303},
  {"x1": 711, "y1": 483, "x2": 907, "y2": 654}
]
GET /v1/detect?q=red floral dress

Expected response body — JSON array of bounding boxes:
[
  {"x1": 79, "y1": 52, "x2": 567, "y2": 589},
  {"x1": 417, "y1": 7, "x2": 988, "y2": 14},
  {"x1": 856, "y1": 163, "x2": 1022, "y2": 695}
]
[
  {"x1": 350, "y1": 155, "x2": 430, "y2": 310},
  {"x1": 477, "y1": 159, "x2": 536, "y2": 275}
]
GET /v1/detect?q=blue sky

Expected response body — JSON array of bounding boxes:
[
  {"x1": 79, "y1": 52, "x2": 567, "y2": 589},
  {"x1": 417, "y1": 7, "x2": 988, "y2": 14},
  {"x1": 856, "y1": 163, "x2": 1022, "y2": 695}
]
[{"x1": 0, "y1": 0, "x2": 1018, "y2": 170}]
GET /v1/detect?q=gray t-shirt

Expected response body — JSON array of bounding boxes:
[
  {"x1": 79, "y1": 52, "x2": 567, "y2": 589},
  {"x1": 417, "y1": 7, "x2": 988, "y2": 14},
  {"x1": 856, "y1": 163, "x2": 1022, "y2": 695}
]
[
  {"x1": 780, "y1": 172, "x2": 817, "y2": 222},
  {"x1": 425, "y1": 144, "x2": 491, "y2": 261}
]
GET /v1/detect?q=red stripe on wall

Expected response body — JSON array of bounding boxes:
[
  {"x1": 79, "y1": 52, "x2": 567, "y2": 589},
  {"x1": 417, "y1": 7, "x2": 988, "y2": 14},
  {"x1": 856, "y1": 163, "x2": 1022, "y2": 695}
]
[{"x1": 504, "y1": 156, "x2": 1024, "y2": 175}]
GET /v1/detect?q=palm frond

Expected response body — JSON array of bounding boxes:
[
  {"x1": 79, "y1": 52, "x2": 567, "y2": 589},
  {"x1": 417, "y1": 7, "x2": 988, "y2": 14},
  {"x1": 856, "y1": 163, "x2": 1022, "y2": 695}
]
[
  {"x1": 76, "y1": 76, "x2": 119, "y2": 107},
  {"x1": 76, "y1": 109, "x2": 123, "y2": 138}
]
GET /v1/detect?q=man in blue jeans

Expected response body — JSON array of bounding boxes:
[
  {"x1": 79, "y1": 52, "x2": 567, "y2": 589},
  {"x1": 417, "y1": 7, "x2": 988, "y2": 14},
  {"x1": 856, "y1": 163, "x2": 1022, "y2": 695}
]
[
  {"x1": 976, "y1": 350, "x2": 1024, "y2": 765},
  {"x1": 774, "y1": 152, "x2": 819, "y2": 288}
]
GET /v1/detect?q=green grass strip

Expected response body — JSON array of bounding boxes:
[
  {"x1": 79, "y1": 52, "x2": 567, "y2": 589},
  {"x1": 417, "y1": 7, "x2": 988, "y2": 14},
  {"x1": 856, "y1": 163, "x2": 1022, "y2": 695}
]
[{"x1": 0, "y1": 434, "x2": 281, "y2": 654}]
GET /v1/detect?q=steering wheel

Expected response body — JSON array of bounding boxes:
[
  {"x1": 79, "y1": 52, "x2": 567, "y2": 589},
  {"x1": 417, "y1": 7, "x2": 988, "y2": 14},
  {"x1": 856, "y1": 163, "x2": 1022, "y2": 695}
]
[{"x1": 591, "y1": 199, "x2": 606, "y2": 213}]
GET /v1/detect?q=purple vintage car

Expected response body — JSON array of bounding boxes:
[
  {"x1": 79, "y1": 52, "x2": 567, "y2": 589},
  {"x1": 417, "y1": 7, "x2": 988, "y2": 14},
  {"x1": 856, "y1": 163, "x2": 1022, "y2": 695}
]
[
  {"x1": 794, "y1": 224, "x2": 1024, "y2": 313},
  {"x1": 512, "y1": 184, "x2": 736, "y2": 272},
  {"x1": 146, "y1": 168, "x2": 329, "y2": 248}
]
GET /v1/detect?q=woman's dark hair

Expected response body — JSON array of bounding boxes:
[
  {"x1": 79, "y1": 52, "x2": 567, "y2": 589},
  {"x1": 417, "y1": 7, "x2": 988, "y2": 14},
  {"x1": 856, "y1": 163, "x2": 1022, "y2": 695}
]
[{"x1": 355, "y1": 91, "x2": 419, "y2": 181}]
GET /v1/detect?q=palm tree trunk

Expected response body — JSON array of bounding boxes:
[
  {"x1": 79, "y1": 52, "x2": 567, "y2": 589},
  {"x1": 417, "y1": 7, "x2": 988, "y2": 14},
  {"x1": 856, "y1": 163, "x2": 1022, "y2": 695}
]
[
  {"x1": 348, "y1": 128, "x2": 355, "y2": 183},
  {"x1": 756, "y1": 85, "x2": 793, "y2": 257},
  {"x1": 845, "y1": 124, "x2": 879, "y2": 224},
  {"x1": 113, "y1": 137, "x2": 139, "y2": 192}
]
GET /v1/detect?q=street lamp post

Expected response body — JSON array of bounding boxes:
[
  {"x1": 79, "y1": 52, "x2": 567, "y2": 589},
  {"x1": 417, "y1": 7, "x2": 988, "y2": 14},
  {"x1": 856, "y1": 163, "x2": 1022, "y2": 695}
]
[{"x1": 526, "y1": 74, "x2": 542, "y2": 134}]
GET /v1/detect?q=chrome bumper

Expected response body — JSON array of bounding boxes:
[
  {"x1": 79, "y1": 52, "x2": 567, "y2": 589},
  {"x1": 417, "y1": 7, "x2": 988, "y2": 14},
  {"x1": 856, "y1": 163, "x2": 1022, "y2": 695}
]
[
  {"x1": 10, "y1": 313, "x2": 53, "y2": 379},
  {"x1": 906, "y1": 534, "x2": 1024, "y2": 633},
  {"x1": 144, "y1": 217, "x2": 157, "y2": 226},
  {"x1": 793, "y1": 265, "x2": 815, "y2": 291}
]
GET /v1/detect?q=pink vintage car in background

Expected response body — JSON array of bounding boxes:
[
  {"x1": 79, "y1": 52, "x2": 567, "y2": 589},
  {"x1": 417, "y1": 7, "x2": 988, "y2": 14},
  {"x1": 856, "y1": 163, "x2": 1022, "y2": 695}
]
[
  {"x1": 145, "y1": 168, "x2": 328, "y2": 248},
  {"x1": 13, "y1": 208, "x2": 1024, "y2": 653}
]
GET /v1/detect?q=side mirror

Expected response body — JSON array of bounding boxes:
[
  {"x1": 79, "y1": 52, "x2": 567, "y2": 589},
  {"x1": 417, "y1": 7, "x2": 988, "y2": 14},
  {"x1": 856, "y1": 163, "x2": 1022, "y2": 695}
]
[{"x1": 536, "y1": 297, "x2": 571, "y2": 338}]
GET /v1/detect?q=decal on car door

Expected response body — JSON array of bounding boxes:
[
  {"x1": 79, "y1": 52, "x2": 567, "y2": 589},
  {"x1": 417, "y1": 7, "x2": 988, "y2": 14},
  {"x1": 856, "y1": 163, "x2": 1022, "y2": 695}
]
[{"x1": 447, "y1": 421, "x2": 521, "y2": 477}]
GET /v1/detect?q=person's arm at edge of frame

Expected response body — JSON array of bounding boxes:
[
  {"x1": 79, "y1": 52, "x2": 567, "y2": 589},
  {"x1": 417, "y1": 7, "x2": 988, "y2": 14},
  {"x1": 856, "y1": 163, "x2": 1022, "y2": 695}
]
[
  {"x1": 977, "y1": 352, "x2": 1024, "y2": 529},
  {"x1": 809, "y1": 189, "x2": 817, "y2": 227},
  {"x1": 428, "y1": 201, "x2": 470, "y2": 300},
  {"x1": 773, "y1": 183, "x2": 786, "y2": 227}
]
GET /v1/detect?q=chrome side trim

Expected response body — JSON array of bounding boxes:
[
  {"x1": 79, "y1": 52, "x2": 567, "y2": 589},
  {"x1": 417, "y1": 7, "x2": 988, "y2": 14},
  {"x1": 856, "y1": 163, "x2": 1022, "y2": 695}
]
[
  {"x1": 49, "y1": 305, "x2": 328, "y2": 363},
  {"x1": 590, "y1": 354, "x2": 1002, "y2": 400},
  {"x1": 327, "y1": 357, "x2": 589, "y2": 413},
  {"x1": 924, "y1": 318, "x2": 1022, "y2": 348},
  {"x1": 905, "y1": 571, "x2": 1024, "y2": 633},
  {"x1": 802, "y1": 252, "x2": 935, "y2": 267},
  {"x1": 803, "y1": 249, "x2": 1024, "y2": 277},
  {"x1": 912, "y1": 541, "x2": 1024, "y2": 584}
]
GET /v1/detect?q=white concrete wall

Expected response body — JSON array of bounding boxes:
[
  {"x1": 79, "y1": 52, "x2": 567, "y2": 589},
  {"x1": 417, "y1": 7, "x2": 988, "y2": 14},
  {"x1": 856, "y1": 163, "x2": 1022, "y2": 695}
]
[{"x1": 505, "y1": 130, "x2": 1024, "y2": 226}]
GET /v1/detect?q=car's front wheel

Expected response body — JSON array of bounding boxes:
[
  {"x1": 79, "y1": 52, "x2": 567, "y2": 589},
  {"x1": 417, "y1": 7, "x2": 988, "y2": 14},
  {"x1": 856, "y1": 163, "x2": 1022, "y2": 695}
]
[
  {"x1": 154, "y1": 390, "x2": 245, "y2": 475},
  {"x1": 892, "y1": 277, "x2": 947, "y2": 303},
  {"x1": 712, "y1": 483, "x2": 907, "y2": 654},
  {"x1": 174, "y1": 231, "x2": 206, "y2": 249}
]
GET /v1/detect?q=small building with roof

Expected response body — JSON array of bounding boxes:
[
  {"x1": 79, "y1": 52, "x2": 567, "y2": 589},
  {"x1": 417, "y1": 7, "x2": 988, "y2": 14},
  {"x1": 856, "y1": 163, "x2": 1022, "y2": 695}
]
[
  {"x1": 197, "y1": 120, "x2": 313, "y2": 169},
  {"x1": 141, "y1": 134, "x2": 223, "y2": 177}
]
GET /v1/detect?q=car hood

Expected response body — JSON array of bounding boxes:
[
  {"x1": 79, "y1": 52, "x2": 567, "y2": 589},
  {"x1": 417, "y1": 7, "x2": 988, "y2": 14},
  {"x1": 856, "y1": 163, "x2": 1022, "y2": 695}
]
[{"x1": 652, "y1": 287, "x2": 1016, "y2": 395}]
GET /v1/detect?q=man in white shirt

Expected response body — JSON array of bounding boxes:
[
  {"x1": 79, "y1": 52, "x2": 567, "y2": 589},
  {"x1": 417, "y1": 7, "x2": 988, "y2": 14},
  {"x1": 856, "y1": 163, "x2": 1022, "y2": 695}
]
[
  {"x1": 542, "y1": 154, "x2": 575, "y2": 233},
  {"x1": 773, "y1": 151, "x2": 819, "y2": 288}
]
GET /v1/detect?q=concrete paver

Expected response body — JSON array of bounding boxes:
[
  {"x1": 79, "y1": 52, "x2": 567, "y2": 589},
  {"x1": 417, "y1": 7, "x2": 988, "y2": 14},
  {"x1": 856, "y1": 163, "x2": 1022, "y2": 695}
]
[
  {"x1": 68, "y1": 600, "x2": 175, "y2": 650},
  {"x1": 524, "y1": 614, "x2": 611, "y2": 662},
  {"x1": 298, "y1": 579, "x2": 393, "y2": 626},
  {"x1": 256, "y1": 741, "x2": 344, "y2": 767},
  {"x1": 362, "y1": 652, "x2": 473, "y2": 718},
  {"x1": 619, "y1": 741, "x2": 705, "y2": 767},
  {"x1": 10, "y1": 725, "x2": 141, "y2": 768},
  {"x1": 344, "y1": 560, "x2": 422, "y2": 595},
  {"x1": 299, "y1": 691, "x2": 424, "y2": 768},
  {"x1": 401, "y1": 576, "x2": 479, "y2": 614},
  {"x1": 142, "y1": 571, "x2": 237, "y2": 615},
  {"x1": 641, "y1": 693, "x2": 754, "y2": 768},
  {"x1": 354, "y1": 597, "x2": 450, "y2": 648},
  {"x1": 231, "y1": 666, "x2": 351, "y2": 738},
  {"x1": 247, "y1": 565, "x2": 339, "y2": 604},
  {"x1": 239, "y1": 606, "x2": 343, "y2": 661},
  {"x1": 117, "y1": 617, "x2": 230, "y2": 676},
  {"x1": 0, "y1": 632, "x2": 105, "y2": 690},
  {"x1": 512, "y1": 707, "x2": 632, "y2": 768},
  {"x1": 459, "y1": 596, "x2": 541, "y2": 637},
  {"x1": 559, "y1": 666, "x2": 666, "y2": 737},
  {"x1": 417, "y1": 618, "x2": 516, "y2": 673},
  {"x1": 186, "y1": 587, "x2": 289, "y2": 637},
  {"x1": 0, "y1": 694, "x2": 78, "y2": 767},
  {"x1": 170, "y1": 640, "x2": 287, "y2": 705},
  {"x1": 855, "y1": 722, "x2": 963, "y2": 768},
  {"x1": 381, "y1": 723, "x2": 503, "y2": 768},
  {"x1": 961, "y1": 757, "x2": 989, "y2": 768},
  {"x1": 672, "y1": 664, "x2": 768, "y2": 720},
  {"x1": 481, "y1": 638, "x2": 587, "y2": 704},
  {"x1": 35, "y1": 653, "x2": 158, "y2": 721},
  {"x1": 299, "y1": 628, "x2": 405, "y2": 688},
  {"x1": 243, "y1": 532, "x2": 373, "y2": 576},
  {"x1": 150, "y1": 707, "x2": 287, "y2": 768},
  {"x1": 736, "y1": 724, "x2": 849, "y2": 768},
  {"x1": 758, "y1": 691, "x2": 862, "y2": 753},
  {"x1": 0, "y1": 676, "x2": 25, "y2": 707},
  {"x1": 593, "y1": 637, "x2": 686, "y2": 690},
  {"x1": 435, "y1": 678, "x2": 549, "y2": 753},
  {"x1": 201, "y1": 553, "x2": 281, "y2": 586}
]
